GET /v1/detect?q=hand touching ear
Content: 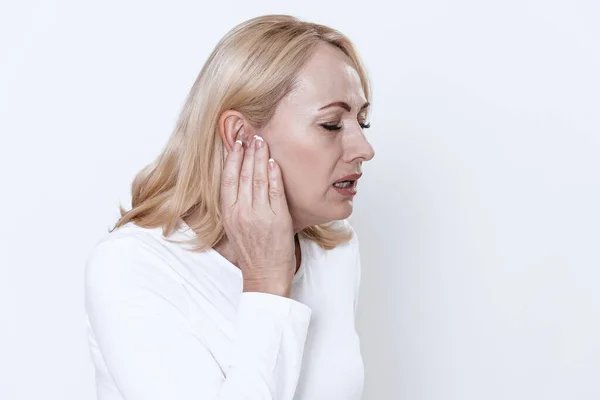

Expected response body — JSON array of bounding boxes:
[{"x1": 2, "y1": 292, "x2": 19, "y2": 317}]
[{"x1": 220, "y1": 134, "x2": 296, "y2": 298}]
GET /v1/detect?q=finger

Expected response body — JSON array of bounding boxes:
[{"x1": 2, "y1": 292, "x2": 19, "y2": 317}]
[
  {"x1": 267, "y1": 157, "x2": 290, "y2": 215},
  {"x1": 238, "y1": 135, "x2": 256, "y2": 207},
  {"x1": 220, "y1": 139, "x2": 244, "y2": 211},
  {"x1": 252, "y1": 135, "x2": 270, "y2": 206}
]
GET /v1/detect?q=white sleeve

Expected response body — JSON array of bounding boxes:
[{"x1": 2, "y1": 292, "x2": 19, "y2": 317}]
[{"x1": 84, "y1": 236, "x2": 312, "y2": 400}]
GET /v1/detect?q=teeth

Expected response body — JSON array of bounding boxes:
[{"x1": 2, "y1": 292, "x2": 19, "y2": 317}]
[{"x1": 333, "y1": 181, "x2": 353, "y2": 188}]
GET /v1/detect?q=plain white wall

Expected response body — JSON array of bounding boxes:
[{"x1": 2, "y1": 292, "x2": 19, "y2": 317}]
[{"x1": 1, "y1": 0, "x2": 599, "y2": 399}]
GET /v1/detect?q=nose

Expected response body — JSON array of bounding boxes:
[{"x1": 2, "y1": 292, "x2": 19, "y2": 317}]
[{"x1": 343, "y1": 125, "x2": 375, "y2": 163}]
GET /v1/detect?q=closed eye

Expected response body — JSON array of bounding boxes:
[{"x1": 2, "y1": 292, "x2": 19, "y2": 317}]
[
  {"x1": 321, "y1": 123, "x2": 342, "y2": 131},
  {"x1": 320, "y1": 122, "x2": 371, "y2": 131}
]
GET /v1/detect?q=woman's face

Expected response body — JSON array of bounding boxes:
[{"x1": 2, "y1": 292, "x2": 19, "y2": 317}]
[{"x1": 259, "y1": 42, "x2": 375, "y2": 231}]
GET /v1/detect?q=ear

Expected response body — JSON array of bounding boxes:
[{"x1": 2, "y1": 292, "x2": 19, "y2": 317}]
[{"x1": 218, "y1": 109, "x2": 255, "y2": 153}]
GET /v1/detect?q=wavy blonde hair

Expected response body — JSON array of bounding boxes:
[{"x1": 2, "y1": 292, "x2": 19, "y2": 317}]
[{"x1": 111, "y1": 14, "x2": 371, "y2": 251}]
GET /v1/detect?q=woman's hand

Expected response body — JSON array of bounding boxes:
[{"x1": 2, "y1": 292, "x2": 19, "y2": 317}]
[{"x1": 220, "y1": 134, "x2": 296, "y2": 298}]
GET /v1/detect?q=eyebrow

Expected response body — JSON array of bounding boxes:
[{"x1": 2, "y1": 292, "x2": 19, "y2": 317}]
[{"x1": 318, "y1": 101, "x2": 370, "y2": 112}]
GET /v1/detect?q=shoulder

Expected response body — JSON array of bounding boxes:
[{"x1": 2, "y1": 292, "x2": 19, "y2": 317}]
[
  {"x1": 84, "y1": 225, "x2": 193, "y2": 336},
  {"x1": 87, "y1": 223, "x2": 160, "y2": 265},
  {"x1": 84, "y1": 223, "x2": 183, "y2": 291}
]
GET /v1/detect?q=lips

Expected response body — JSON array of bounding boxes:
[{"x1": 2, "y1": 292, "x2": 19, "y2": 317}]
[
  {"x1": 332, "y1": 179, "x2": 358, "y2": 196},
  {"x1": 332, "y1": 180, "x2": 357, "y2": 189},
  {"x1": 333, "y1": 173, "x2": 362, "y2": 184}
]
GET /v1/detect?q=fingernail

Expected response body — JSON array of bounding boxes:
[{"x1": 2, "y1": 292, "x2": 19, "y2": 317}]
[
  {"x1": 234, "y1": 140, "x2": 242, "y2": 152},
  {"x1": 268, "y1": 157, "x2": 275, "y2": 170},
  {"x1": 254, "y1": 135, "x2": 264, "y2": 149}
]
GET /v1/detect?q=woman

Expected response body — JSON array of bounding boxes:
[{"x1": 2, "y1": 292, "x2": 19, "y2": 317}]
[{"x1": 85, "y1": 14, "x2": 375, "y2": 400}]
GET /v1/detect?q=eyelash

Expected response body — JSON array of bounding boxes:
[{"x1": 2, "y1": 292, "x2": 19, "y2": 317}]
[{"x1": 321, "y1": 122, "x2": 371, "y2": 131}]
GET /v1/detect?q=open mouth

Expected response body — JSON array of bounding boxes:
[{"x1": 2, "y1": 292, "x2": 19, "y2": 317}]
[{"x1": 332, "y1": 180, "x2": 356, "y2": 189}]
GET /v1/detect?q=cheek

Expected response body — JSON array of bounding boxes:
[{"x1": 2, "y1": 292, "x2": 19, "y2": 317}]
[
  {"x1": 264, "y1": 122, "x2": 337, "y2": 196},
  {"x1": 281, "y1": 148, "x2": 317, "y2": 186},
  {"x1": 288, "y1": 164, "x2": 337, "y2": 209},
  {"x1": 278, "y1": 145, "x2": 330, "y2": 199}
]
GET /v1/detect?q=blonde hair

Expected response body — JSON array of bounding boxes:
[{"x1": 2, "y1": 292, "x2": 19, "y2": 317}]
[{"x1": 111, "y1": 14, "x2": 371, "y2": 251}]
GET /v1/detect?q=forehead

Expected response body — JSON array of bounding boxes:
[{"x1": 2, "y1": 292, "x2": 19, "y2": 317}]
[{"x1": 289, "y1": 42, "x2": 366, "y2": 107}]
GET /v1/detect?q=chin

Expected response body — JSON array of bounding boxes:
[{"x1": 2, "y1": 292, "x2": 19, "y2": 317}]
[
  {"x1": 294, "y1": 203, "x2": 353, "y2": 229},
  {"x1": 326, "y1": 199, "x2": 354, "y2": 221},
  {"x1": 292, "y1": 191, "x2": 354, "y2": 227}
]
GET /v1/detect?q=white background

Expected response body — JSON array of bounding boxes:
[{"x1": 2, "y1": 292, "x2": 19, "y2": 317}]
[{"x1": 1, "y1": 1, "x2": 599, "y2": 399}]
